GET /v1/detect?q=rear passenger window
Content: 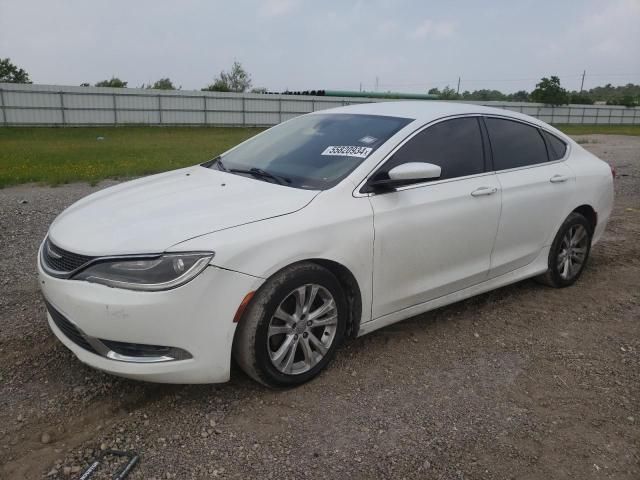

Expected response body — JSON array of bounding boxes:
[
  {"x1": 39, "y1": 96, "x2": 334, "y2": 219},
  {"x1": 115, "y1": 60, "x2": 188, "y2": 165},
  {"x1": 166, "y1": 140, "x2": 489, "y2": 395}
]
[
  {"x1": 485, "y1": 118, "x2": 548, "y2": 170},
  {"x1": 543, "y1": 131, "x2": 567, "y2": 160},
  {"x1": 377, "y1": 117, "x2": 484, "y2": 181}
]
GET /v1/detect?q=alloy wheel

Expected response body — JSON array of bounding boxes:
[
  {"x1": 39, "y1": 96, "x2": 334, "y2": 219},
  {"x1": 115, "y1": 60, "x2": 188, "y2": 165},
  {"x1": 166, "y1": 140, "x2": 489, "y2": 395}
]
[
  {"x1": 557, "y1": 224, "x2": 589, "y2": 280},
  {"x1": 267, "y1": 284, "x2": 338, "y2": 375}
]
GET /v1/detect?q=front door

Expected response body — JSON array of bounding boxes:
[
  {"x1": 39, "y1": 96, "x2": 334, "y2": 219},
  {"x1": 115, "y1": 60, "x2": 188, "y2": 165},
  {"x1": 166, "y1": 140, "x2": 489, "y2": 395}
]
[{"x1": 368, "y1": 117, "x2": 502, "y2": 319}]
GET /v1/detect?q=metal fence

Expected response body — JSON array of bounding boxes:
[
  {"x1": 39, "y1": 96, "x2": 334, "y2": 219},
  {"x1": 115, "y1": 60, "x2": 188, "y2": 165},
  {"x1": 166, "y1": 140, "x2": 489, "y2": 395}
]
[{"x1": 1, "y1": 83, "x2": 639, "y2": 126}]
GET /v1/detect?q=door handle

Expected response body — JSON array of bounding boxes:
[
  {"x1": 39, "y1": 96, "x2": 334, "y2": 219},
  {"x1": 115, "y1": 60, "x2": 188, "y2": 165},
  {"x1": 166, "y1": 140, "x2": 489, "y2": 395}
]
[
  {"x1": 470, "y1": 186, "x2": 498, "y2": 197},
  {"x1": 550, "y1": 174, "x2": 569, "y2": 183}
]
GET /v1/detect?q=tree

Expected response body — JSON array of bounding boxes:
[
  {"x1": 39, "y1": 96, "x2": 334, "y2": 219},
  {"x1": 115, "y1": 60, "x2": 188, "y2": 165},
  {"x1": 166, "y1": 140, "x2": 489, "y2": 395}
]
[
  {"x1": 530, "y1": 76, "x2": 568, "y2": 105},
  {"x1": 95, "y1": 77, "x2": 128, "y2": 88},
  {"x1": 619, "y1": 95, "x2": 637, "y2": 107},
  {"x1": 0, "y1": 58, "x2": 31, "y2": 83},
  {"x1": 150, "y1": 78, "x2": 176, "y2": 90},
  {"x1": 203, "y1": 78, "x2": 231, "y2": 92},
  {"x1": 439, "y1": 86, "x2": 459, "y2": 100},
  {"x1": 568, "y1": 92, "x2": 594, "y2": 105},
  {"x1": 202, "y1": 61, "x2": 252, "y2": 92},
  {"x1": 460, "y1": 89, "x2": 506, "y2": 101},
  {"x1": 509, "y1": 90, "x2": 530, "y2": 102},
  {"x1": 427, "y1": 87, "x2": 441, "y2": 96},
  {"x1": 606, "y1": 95, "x2": 638, "y2": 107}
]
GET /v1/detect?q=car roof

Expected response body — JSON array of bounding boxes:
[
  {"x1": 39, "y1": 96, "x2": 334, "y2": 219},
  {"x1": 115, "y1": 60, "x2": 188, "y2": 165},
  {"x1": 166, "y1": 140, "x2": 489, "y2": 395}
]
[{"x1": 316, "y1": 100, "x2": 556, "y2": 132}]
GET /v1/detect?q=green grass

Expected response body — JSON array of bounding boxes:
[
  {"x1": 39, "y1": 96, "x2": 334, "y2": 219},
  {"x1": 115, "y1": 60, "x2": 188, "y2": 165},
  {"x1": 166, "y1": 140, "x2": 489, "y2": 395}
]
[
  {"x1": 554, "y1": 124, "x2": 640, "y2": 136},
  {"x1": 0, "y1": 127, "x2": 264, "y2": 188},
  {"x1": 1, "y1": 124, "x2": 639, "y2": 188}
]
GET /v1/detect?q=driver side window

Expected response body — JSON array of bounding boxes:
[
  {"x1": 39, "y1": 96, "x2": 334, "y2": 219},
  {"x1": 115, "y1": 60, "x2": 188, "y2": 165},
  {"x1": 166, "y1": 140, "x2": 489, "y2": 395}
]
[{"x1": 374, "y1": 117, "x2": 486, "y2": 181}]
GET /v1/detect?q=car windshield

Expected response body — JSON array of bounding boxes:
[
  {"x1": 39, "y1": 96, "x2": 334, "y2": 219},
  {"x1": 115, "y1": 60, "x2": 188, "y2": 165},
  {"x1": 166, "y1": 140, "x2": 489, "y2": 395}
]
[{"x1": 206, "y1": 113, "x2": 412, "y2": 190}]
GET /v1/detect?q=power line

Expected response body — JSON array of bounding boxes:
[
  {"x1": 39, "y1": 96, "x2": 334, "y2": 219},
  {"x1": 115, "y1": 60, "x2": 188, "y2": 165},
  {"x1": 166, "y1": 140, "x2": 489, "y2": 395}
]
[
  {"x1": 374, "y1": 72, "x2": 640, "y2": 90},
  {"x1": 331, "y1": 71, "x2": 640, "y2": 93}
]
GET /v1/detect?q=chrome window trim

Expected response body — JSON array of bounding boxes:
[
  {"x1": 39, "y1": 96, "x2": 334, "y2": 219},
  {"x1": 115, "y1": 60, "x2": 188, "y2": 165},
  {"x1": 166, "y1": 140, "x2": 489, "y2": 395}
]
[
  {"x1": 353, "y1": 113, "x2": 488, "y2": 198},
  {"x1": 482, "y1": 114, "x2": 572, "y2": 166},
  {"x1": 353, "y1": 113, "x2": 571, "y2": 197},
  {"x1": 368, "y1": 171, "x2": 498, "y2": 195}
]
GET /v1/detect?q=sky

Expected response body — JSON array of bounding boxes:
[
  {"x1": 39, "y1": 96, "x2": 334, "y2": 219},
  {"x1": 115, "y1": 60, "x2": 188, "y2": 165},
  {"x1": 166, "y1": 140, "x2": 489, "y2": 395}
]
[{"x1": 1, "y1": 0, "x2": 639, "y2": 94}]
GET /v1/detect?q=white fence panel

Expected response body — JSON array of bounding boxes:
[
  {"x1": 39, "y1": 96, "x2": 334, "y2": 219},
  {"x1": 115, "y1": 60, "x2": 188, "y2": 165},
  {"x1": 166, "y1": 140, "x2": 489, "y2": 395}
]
[
  {"x1": 162, "y1": 95, "x2": 204, "y2": 112},
  {"x1": 206, "y1": 111, "x2": 244, "y2": 125},
  {"x1": 4, "y1": 90, "x2": 60, "y2": 108},
  {"x1": 8, "y1": 108, "x2": 62, "y2": 124},
  {"x1": 63, "y1": 92, "x2": 112, "y2": 109},
  {"x1": 116, "y1": 110, "x2": 159, "y2": 124},
  {"x1": 209, "y1": 96, "x2": 243, "y2": 112},
  {"x1": 0, "y1": 83, "x2": 638, "y2": 126},
  {"x1": 161, "y1": 110, "x2": 205, "y2": 124},
  {"x1": 66, "y1": 109, "x2": 115, "y2": 125}
]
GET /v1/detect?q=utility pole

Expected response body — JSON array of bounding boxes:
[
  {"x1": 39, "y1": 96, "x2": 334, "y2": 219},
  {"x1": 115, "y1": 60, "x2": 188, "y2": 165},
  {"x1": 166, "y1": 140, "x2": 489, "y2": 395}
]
[
  {"x1": 457, "y1": 76, "x2": 461, "y2": 95},
  {"x1": 375, "y1": 76, "x2": 379, "y2": 92},
  {"x1": 580, "y1": 70, "x2": 586, "y2": 93},
  {"x1": 359, "y1": 82, "x2": 362, "y2": 92}
]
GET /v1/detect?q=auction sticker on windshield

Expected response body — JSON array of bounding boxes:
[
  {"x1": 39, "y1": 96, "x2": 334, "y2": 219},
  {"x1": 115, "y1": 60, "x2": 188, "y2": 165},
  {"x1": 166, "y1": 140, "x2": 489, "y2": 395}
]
[{"x1": 321, "y1": 146, "x2": 373, "y2": 158}]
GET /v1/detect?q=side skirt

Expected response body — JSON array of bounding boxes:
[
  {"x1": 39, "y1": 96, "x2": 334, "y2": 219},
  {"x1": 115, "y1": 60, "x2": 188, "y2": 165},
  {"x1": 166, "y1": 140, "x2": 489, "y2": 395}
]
[{"x1": 357, "y1": 246, "x2": 550, "y2": 337}]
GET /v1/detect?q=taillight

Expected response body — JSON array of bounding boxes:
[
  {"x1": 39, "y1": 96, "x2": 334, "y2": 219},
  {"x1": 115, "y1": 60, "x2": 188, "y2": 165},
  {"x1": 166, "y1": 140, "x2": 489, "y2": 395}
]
[{"x1": 610, "y1": 164, "x2": 616, "y2": 178}]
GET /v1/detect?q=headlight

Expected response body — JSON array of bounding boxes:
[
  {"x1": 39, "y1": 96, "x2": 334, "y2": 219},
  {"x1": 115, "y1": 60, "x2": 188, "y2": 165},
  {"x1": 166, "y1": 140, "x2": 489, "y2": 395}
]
[{"x1": 73, "y1": 252, "x2": 214, "y2": 291}]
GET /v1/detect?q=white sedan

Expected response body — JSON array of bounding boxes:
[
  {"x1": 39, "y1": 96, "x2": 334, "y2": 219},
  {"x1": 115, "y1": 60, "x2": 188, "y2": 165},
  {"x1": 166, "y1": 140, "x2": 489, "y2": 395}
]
[{"x1": 38, "y1": 102, "x2": 614, "y2": 387}]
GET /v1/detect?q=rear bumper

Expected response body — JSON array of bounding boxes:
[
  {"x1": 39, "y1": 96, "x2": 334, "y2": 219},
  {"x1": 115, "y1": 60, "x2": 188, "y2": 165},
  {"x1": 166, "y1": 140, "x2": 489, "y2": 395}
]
[{"x1": 38, "y1": 253, "x2": 263, "y2": 384}]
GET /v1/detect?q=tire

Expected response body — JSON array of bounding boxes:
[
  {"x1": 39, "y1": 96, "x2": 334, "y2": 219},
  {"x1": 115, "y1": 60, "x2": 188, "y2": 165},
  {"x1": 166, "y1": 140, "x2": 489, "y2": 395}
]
[
  {"x1": 233, "y1": 262, "x2": 347, "y2": 388},
  {"x1": 537, "y1": 212, "x2": 593, "y2": 288}
]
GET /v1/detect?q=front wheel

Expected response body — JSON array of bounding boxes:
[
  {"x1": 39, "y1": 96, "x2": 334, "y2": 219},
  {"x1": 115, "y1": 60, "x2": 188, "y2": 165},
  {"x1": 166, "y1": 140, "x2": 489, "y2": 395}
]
[
  {"x1": 537, "y1": 212, "x2": 592, "y2": 288},
  {"x1": 233, "y1": 262, "x2": 347, "y2": 388}
]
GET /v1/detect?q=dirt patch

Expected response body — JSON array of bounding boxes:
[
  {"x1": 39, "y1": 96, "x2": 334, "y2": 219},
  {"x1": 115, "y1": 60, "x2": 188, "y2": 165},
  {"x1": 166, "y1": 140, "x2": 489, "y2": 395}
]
[{"x1": 1, "y1": 136, "x2": 639, "y2": 479}]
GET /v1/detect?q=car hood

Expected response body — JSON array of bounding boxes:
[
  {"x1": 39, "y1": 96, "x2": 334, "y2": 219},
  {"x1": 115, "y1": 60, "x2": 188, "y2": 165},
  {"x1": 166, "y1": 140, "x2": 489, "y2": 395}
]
[{"x1": 48, "y1": 166, "x2": 319, "y2": 256}]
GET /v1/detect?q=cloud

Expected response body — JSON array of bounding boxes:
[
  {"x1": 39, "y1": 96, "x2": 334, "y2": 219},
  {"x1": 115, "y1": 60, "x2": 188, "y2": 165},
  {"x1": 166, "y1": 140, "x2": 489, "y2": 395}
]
[
  {"x1": 541, "y1": 0, "x2": 640, "y2": 63},
  {"x1": 259, "y1": 0, "x2": 298, "y2": 18},
  {"x1": 377, "y1": 20, "x2": 398, "y2": 35},
  {"x1": 409, "y1": 19, "x2": 455, "y2": 40}
]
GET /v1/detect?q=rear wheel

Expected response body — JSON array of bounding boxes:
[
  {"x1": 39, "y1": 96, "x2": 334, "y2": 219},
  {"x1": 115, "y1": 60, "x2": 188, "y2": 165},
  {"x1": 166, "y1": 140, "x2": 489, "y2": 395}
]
[
  {"x1": 538, "y1": 212, "x2": 592, "y2": 288},
  {"x1": 233, "y1": 262, "x2": 346, "y2": 387}
]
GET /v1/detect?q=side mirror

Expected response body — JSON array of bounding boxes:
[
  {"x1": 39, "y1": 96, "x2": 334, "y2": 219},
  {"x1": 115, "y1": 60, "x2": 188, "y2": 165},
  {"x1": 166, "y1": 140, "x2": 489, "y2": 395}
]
[
  {"x1": 388, "y1": 162, "x2": 441, "y2": 182},
  {"x1": 363, "y1": 162, "x2": 441, "y2": 192}
]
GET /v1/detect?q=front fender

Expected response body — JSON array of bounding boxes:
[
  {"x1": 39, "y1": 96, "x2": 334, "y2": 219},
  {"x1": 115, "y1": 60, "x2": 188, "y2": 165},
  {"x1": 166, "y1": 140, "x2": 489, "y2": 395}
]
[{"x1": 168, "y1": 189, "x2": 375, "y2": 324}]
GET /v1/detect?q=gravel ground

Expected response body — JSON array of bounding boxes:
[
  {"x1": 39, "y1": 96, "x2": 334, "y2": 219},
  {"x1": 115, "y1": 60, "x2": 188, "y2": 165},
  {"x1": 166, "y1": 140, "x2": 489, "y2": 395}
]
[{"x1": 1, "y1": 135, "x2": 639, "y2": 479}]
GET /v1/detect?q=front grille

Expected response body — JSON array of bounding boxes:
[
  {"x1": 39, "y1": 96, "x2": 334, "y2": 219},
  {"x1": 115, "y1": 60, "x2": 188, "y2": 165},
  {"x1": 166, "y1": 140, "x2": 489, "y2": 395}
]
[
  {"x1": 42, "y1": 238, "x2": 95, "y2": 275},
  {"x1": 45, "y1": 300, "x2": 97, "y2": 354}
]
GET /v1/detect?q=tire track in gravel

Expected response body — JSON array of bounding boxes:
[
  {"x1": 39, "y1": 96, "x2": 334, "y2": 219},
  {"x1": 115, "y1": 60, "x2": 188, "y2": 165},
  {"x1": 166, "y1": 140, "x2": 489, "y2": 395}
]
[{"x1": 1, "y1": 135, "x2": 639, "y2": 479}]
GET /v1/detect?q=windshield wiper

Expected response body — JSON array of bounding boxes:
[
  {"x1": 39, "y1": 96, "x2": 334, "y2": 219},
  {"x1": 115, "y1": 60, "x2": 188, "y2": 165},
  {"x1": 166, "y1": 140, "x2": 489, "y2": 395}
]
[
  {"x1": 229, "y1": 167, "x2": 290, "y2": 186},
  {"x1": 210, "y1": 157, "x2": 290, "y2": 185},
  {"x1": 214, "y1": 157, "x2": 227, "y2": 171}
]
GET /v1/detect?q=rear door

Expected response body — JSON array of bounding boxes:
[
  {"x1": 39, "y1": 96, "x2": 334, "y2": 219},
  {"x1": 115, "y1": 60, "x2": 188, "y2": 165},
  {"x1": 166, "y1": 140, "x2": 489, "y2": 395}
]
[
  {"x1": 484, "y1": 117, "x2": 575, "y2": 278},
  {"x1": 368, "y1": 117, "x2": 502, "y2": 318}
]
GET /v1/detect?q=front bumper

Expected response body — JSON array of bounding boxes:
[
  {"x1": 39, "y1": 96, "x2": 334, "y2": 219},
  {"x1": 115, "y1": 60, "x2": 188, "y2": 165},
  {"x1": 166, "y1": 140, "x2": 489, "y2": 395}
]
[{"x1": 38, "y1": 254, "x2": 262, "y2": 383}]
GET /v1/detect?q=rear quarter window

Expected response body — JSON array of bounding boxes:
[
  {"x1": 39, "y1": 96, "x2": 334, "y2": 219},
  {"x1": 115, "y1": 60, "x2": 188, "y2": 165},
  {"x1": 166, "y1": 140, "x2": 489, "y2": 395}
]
[
  {"x1": 543, "y1": 131, "x2": 568, "y2": 160},
  {"x1": 485, "y1": 117, "x2": 548, "y2": 170}
]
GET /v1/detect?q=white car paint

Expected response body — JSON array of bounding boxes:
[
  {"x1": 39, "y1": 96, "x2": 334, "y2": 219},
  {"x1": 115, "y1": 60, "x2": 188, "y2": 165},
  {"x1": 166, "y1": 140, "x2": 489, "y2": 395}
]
[
  {"x1": 489, "y1": 161, "x2": 577, "y2": 278},
  {"x1": 48, "y1": 167, "x2": 318, "y2": 256},
  {"x1": 38, "y1": 101, "x2": 614, "y2": 384},
  {"x1": 369, "y1": 171, "x2": 502, "y2": 318}
]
